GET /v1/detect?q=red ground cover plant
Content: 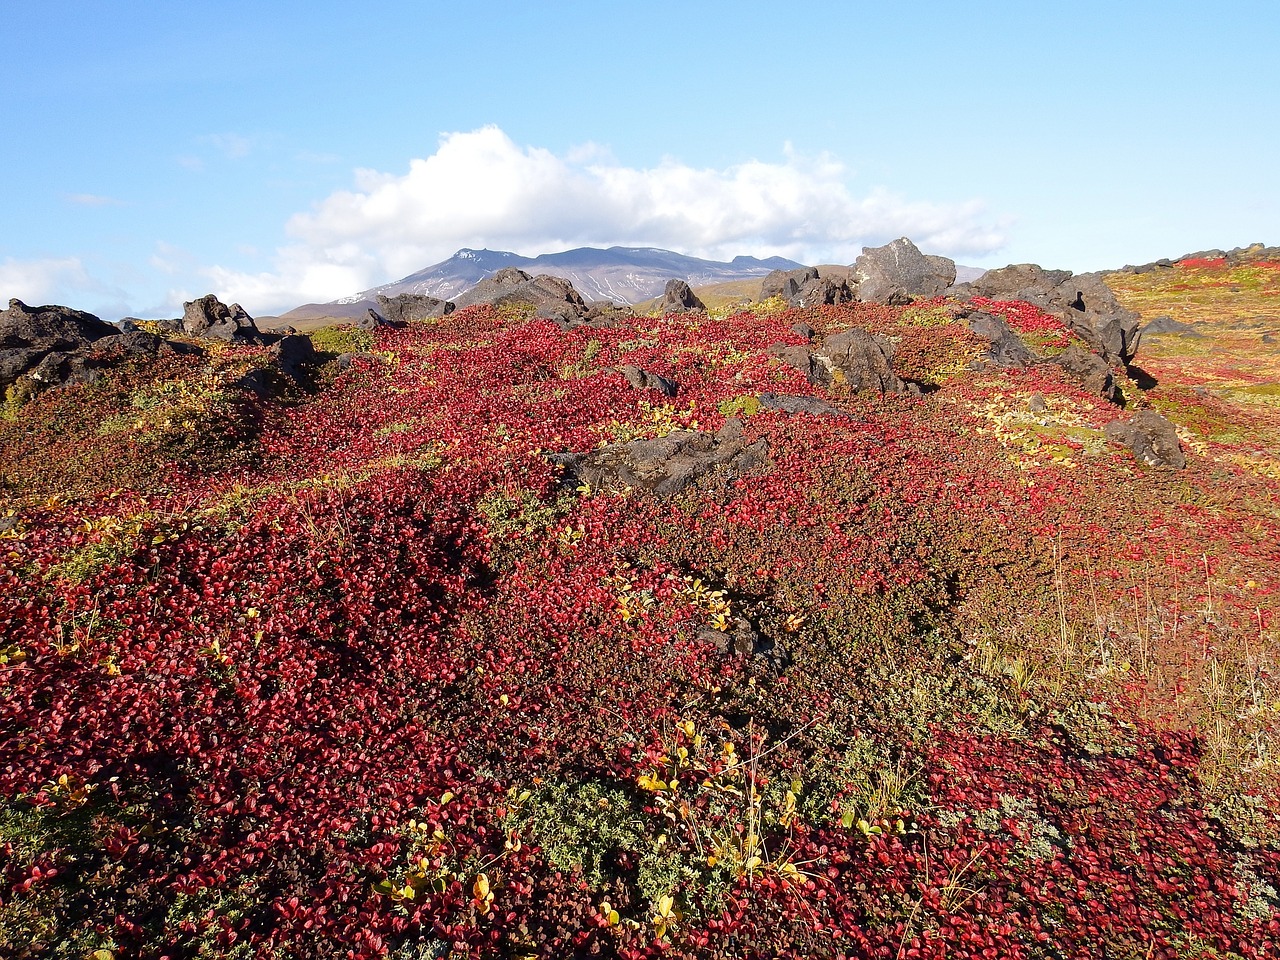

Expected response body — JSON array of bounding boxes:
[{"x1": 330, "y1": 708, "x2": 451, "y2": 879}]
[{"x1": 1, "y1": 291, "x2": 1277, "y2": 958}]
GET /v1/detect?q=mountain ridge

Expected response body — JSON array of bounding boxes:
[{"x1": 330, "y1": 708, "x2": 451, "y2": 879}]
[{"x1": 278, "y1": 245, "x2": 806, "y2": 321}]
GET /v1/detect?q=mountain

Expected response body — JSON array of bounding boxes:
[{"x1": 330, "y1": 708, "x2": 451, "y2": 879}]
[{"x1": 277, "y1": 246, "x2": 805, "y2": 322}]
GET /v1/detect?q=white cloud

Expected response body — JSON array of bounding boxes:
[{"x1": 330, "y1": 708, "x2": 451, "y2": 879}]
[
  {"x1": 205, "y1": 125, "x2": 1009, "y2": 313},
  {"x1": 0, "y1": 256, "x2": 133, "y2": 318}
]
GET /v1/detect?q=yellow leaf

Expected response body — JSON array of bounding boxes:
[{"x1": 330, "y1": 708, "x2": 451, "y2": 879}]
[
  {"x1": 473, "y1": 873, "x2": 491, "y2": 901},
  {"x1": 439, "y1": 790, "x2": 455, "y2": 805}
]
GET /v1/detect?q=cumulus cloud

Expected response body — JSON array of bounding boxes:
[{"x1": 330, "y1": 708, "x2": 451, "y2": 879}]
[
  {"x1": 205, "y1": 125, "x2": 1009, "y2": 312},
  {"x1": 0, "y1": 256, "x2": 133, "y2": 318}
]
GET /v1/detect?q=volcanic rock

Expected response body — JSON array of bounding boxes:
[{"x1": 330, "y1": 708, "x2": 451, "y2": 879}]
[
  {"x1": 1052, "y1": 345, "x2": 1119, "y2": 404},
  {"x1": 548, "y1": 418, "x2": 768, "y2": 496},
  {"x1": 1, "y1": 299, "x2": 180, "y2": 397},
  {"x1": 1104, "y1": 410, "x2": 1186, "y2": 469},
  {"x1": 853, "y1": 238, "x2": 957, "y2": 304},
  {"x1": 375, "y1": 293, "x2": 455, "y2": 324},
  {"x1": 756, "y1": 392, "x2": 849, "y2": 417},
  {"x1": 453, "y1": 268, "x2": 588, "y2": 321},
  {"x1": 759, "y1": 268, "x2": 852, "y2": 307},
  {"x1": 760, "y1": 267, "x2": 819, "y2": 302},
  {"x1": 965, "y1": 311, "x2": 1034, "y2": 368},
  {"x1": 812, "y1": 328, "x2": 911, "y2": 395},
  {"x1": 1141, "y1": 315, "x2": 1201, "y2": 337},
  {"x1": 618, "y1": 364, "x2": 679, "y2": 398},
  {"x1": 958, "y1": 265, "x2": 1140, "y2": 366},
  {"x1": 657, "y1": 279, "x2": 705, "y2": 314},
  {"x1": 181, "y1": 295, "x2": 264, "y2": 344}
]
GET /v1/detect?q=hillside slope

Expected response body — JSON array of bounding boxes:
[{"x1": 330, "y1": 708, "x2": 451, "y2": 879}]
[{"x1": 1, "y1": 256, "x2": 1278, "y2": 958}]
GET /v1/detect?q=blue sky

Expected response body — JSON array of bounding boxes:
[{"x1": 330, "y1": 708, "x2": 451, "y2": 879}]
[{"x1": 2, "y1": 0, "x2": 1276, "y2": 319}]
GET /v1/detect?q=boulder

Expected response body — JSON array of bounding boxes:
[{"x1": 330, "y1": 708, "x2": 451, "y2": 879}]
[
  {"x1": 548, "y1": 418, "x2": 768, "y2": 496},
  {"x1": 853, "y1": 238, "x2": 956, "y2": 304},
  {"x1": 1, "y1": 299, "x2": 176, "y2": 397},
  {"x1": 1, "y1": 298, "x2": 117, "y2": 349},
  {"x1": 355, "y1": 309, "x2": 390, "y2": 331},
  {"x1": 1104, "y1": 410, "x2": 1186, "y2": 469},
  {"x1": 760, "y1": 267, "x2": 818, "y2": 302},
  {"x1": 1141, "y1": 315, "x2": 1201, "y2": 337},
  {"x1": 657, "y1": 279, "x2": 705, "y2": 314},
  {"x1": 812, "y1": 328, "x2": 911, "y2": 395},
  {"x1": 452, "y1": 268, "x2": 588, "y2": 320},
  {"x1": 769, "y1": 328, "x2": 913, "y2": 396},
  {"x1": 270, "y1": 334, "x2": 318, "y2": 385},
  {"x1": 181, "y1": 295, "x2": 264, "y2": 344},
  {"x1": 618, "y1": 364, "x2": 679, "y2": 398},
  {"x1": 1052, "y1": 346, "x2": 1120, "y2": 404},
  {"x1": 964, "y1": 311, "x2": 1033, "y2": 368},
  {"x1": 793, "y1": 275, "x2": 855, "y2": 308},
  {"x1": 375, "y1": 293, "x2": 455, "y2": 324},
  {"x1": 756, "y1": 392, "x2": 849, "y2": 417},
  {"x1": 957, "y1": 265, "x2": 1140, "y2": 366},
  {"x1": 955, "y1": 264, "x2": 1073, "y2": 303}
]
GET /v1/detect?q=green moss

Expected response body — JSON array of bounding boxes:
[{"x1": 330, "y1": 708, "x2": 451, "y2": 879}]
[
  {"x1": 308, "y1": 324, "x2": 375, "y2": 356},
  {"x1": 717, "y1": 395, "x2": 763, "y2": 418}
]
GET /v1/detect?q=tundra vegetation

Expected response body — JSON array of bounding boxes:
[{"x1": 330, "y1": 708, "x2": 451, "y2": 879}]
[{"x1": 1, "y1": 252, "x2": 1278, "y2": 958}]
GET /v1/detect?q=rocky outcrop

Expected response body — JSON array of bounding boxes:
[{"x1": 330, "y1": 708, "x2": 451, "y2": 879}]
[
  {"x1": 1052, "y1": 346, "x2": 1119, "y2": 404},
  {"x1": 375, "y1": 293, "x2": 455, "y2": 324},
  {"x1": 548, "y1": 418, "x2": 768, "y2": 496},
  {"x1": 761, "y1": 267, "x2": 856, "y2": 309},
  {"x1": 760, "y1": 267, "x2": 818, "y2": 302},
  {"x1": 1, "y1": 299, "x2": 183, "y2": 399},
  {"x1": 618, "y1": 364, "x2": 679, "y2": 398},
  {"x1": 756, "y1": 392, "x2": 849, "y2": 417},
  {"x1": 771, "y1": 327, "x2": 913, "y2": 396},
  {"x1": 656, "y1": 279, "x2": 705, "y2": 314},
  {"x1": 1141, "y1": 315, "x2": 1201, "y2": 337},
  {"x1": 853, "y1": 238, "x2": 957, "y2": 304},
  {"x1": 964, "y1": 310, "x2": 1034, "y2": 368},
  {"x1": 957, "y1": 265, "x2": 1140, "y2": 367},
  {"x1": 452, "y1": 268, "x2": 588, "y2": 325},
  {"x1": 1104, "y1": 410, "x2": 1186, "y2": 469},
  {"x1": 181, "y1": 295, "x2": 264, "y2": 344},
  {"x1": 814, "y1": 329, "x2": 911, "y2": 394}
]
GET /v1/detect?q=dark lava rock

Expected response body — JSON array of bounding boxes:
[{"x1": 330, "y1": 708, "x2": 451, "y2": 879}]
[
  {"x1": 759, "y1": 268, "x2": 851, "y2": 308},
  {"x1": 181, "y1": 295, "x2": 264, "y2": 344},
  {"x1": 1, "y1": 298, "x2": 117, "y2": 349},
  {"x1": 1, "y1": 299, "x2": 181, "y2": 397},
  {"x1": 271, "y1": 334, "x2": 318, "y2": 384},
  {"x1": 548, "y1": 418, "x2": 768, "y2": 496},
  {"x1": 618, "y1": 364, "x2": 679, "y2": 398},
  {"x1": 657, "y1": 279, "x2": 705, "y2": 314},
  {"x1": 453, "y1": 268, "x2": 590, "y2": 324},
  {"x1": 853, "y1": 238, "x2": 956, "y2": 304},
  {"x1": 756, "y1": 392, "x2": 849, "y2": 417},
  {"x1": 769, "y1": 328, "x2": 913, "y2": 396},
  {"x1": 760, "y1": 267, "x2": 818, "y2": 302},
  {"x1": 791, "y1": 322, "x2": 817, "y2": 341},
  {"x1": 1053, "y1": 345, "x2": 1119, "y2": 404},
  {"x1": 958, "y1": 264, "x2": 1140, "y2": 366},
  {"x1": 1104, "y1": 410, "x2": 1186, "y2": 469},
  {"x1": 965, "y1": 311, "x2": 1033, "y2": 368},
  {"x1": 812, "y1": 328, "x2": 911, "y2": 395},
  {"x1": 1141, "y1": 315, "x2": 1201, "y2": 337},
  {"x1": 697, "y1": 619, "x2": 788, "y2": 671},
  {"x1": 581, "y1": 301, "x2": 635, "y2": 327},
  {"x1": 375, "y1": 293, "x2": 455, "y2": 324},
  {"x1": 956, "y1": 263, "x2": 1073, "y2": 302},
  {"x1": 355, "y1": 309, "x2": 390, "y2": 331}
]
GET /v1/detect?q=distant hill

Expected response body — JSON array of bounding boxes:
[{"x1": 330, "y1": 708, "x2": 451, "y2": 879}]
[{"x1": 276, "y1": 246, "x2": 805, "y2": 322}]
